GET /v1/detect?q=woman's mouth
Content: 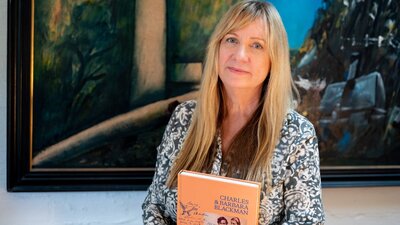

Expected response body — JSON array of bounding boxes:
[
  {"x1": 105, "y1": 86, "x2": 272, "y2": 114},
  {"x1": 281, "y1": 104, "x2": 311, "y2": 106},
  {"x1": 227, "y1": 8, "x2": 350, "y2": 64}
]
[{"x1": 227, "y1": 66, "x2": 250, "y2": 74}]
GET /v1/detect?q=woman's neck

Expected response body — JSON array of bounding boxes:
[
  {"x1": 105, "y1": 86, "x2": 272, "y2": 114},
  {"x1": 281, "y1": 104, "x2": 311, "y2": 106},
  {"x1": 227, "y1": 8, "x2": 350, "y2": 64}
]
[
  {"x1": 223, "y1": 88, "x2": 261, "y2": 118},
  {"x1": 220, "y1": 88, "x2": 262, "y2": 154}
]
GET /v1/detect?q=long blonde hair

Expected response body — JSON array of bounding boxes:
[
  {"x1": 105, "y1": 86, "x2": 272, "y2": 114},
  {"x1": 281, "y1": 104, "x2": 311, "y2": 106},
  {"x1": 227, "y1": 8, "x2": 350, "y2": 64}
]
[{"x1": 167, "y1": 0, "x2": 297, "y2": 187}]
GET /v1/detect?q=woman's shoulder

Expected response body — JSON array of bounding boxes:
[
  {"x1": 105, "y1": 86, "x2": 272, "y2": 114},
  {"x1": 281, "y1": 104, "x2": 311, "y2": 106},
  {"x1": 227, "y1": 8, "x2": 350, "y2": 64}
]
[
  {"x1": 168, "y1": 100, "x2": 197, "y2": 127},
  {"x1": 285, "y1": 109, "x2": 312, "y2": 124},
  {"x1": 282, "y1": 109, "x2": 316, "y2": 137},
  {"x1": 173, "y1": 100, "x2": 197, "y2": 113}
]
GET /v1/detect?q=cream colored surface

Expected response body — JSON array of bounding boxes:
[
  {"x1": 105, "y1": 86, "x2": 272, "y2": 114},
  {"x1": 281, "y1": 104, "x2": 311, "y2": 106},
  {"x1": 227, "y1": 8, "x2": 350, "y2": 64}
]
[
  {"x1": 130, "y1": 0, "x2": 166, "y2": 106},
  {"x1": 322, "y1": 187, "x2": 400, "y2": 225}
]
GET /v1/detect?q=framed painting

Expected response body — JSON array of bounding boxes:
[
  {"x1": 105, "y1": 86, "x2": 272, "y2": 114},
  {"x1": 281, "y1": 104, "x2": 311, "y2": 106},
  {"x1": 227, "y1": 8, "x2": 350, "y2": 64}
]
[
  {"x1": 8, "y1": 0, "x2": 400, "y2": 192},
  {"x1": 273, "y1": 0, "x2": 400, "y2": 186},
  {"x1": 7, "y1": 0, "x2": 198, "y2": 191}
]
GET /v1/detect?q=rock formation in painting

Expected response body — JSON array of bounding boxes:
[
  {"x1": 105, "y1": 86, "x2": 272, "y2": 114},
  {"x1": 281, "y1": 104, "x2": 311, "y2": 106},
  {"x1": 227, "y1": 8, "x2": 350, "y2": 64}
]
[{"x1": 293, "y1": 0, "x2": 400, "y2": 164}]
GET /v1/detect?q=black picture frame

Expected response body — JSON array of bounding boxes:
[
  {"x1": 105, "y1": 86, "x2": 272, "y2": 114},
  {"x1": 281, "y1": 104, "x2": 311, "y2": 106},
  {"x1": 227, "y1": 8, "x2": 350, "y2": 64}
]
[
  {"x1": 7, "y1": 0, "x2": 155, "y2": 192},
  {"x1": 321, "y1": 167, "x2": 400, "y2": 187},
  {"x1": 7, "y1": 0, "x2": 400, "y2": 192}
]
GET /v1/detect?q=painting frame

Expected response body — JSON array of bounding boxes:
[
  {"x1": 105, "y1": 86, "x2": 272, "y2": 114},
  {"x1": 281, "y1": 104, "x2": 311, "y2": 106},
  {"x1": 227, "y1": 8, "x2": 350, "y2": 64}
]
[
  {"x1": 7, "y1": 0, "x2": 400, "y2": 192},
  {"x1": 7, "y1": 0, "x2": 157, "y2": 192}
]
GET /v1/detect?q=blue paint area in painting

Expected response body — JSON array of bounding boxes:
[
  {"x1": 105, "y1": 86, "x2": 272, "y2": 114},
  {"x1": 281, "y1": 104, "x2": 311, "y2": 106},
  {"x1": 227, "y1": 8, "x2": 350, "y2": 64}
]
[
  {"x1": 268, "y1": 0, "x2": 323, "y2": 49},
  {"x1": 337, "y1": 131, "x2": 352, "y2": 153}
]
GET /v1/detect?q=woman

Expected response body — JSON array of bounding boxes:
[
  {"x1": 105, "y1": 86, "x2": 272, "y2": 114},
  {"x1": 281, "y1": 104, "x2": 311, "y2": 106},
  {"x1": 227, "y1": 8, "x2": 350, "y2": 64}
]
[
  {"x1": 231, "y1": 217, "x2": 241, "y2": 225},
  {"x1": 217, "y1": 216, "x2": 228, "y2": 225},
  {"x1": 142, "y1": 1, "x2": 325, "y2": 224}
]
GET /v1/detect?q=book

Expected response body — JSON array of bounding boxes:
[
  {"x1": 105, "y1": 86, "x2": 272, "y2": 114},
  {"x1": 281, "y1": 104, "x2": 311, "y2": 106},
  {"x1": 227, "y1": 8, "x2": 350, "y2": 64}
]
[{"x1": 177, "y1": 170, "x2": 261, "y2": 225}]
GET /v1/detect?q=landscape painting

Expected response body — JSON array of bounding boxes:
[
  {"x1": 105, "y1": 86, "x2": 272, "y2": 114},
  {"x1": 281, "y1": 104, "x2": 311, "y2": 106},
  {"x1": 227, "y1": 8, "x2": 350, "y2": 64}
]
[
  {"x1": 30, "y1": 0, "x2": 240, "y2": 170},
  {"x1": 8, "y1": 0, "x2": 400, "y2": 191}
]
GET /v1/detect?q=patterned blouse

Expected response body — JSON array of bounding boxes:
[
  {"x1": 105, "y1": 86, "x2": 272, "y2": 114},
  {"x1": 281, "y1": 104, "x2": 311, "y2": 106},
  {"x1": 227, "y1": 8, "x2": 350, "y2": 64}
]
[{"x1": 142, "y1": 100, "x2": 325, "y2": 224}]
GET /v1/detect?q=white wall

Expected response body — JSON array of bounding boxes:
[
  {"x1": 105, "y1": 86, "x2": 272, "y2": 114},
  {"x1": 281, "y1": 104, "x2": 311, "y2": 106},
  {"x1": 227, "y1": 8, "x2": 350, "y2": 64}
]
[
  {"x1": 0, "y1": 1, "x2": 399, "y2": 225},
  {"x1": 322, "y1": 187, "x2": 400, "y2": 224}
]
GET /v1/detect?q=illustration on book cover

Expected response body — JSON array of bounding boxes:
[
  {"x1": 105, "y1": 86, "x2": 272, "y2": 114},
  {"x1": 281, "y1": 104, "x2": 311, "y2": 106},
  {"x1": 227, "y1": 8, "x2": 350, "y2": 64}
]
[{"x1": 179, "y1": 197, "x2": 249, "y2": 225}]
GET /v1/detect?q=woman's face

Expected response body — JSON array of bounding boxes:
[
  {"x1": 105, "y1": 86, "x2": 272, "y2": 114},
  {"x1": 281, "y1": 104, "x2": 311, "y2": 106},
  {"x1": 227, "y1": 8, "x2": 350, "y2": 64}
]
[
  {"x1": 231, "y1": 220, "x2": 239, "y2": 225},
  {"x1": 218, "y1": 19, "x2": 271, "y2": 93}
]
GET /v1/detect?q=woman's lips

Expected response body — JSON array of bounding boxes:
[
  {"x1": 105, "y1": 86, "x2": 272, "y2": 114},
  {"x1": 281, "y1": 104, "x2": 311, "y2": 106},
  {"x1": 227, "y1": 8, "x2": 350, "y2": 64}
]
[{"x1": 227, "y1": 66, "x2": 250, "y2": 74}]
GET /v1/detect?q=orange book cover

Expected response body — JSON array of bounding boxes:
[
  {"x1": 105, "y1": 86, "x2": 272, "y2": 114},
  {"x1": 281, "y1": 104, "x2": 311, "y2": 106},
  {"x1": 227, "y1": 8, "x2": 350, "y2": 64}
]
[{"x1": 177, "y1": 170, "x2": 261, "y2": 225}]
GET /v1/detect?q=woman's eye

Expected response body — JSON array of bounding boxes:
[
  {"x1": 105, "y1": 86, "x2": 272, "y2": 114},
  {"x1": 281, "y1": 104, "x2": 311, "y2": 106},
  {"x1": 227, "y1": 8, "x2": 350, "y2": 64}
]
[
  {"x1": 225, "y1": 37, "x2": 237, "y2": 44},
  {"x1": 252, "y1": 42, "x2": 263, "y2": 49}
]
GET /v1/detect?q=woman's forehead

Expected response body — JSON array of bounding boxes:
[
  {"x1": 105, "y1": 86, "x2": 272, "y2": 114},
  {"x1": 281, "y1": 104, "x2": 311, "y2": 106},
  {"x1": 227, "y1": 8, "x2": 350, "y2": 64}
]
[{"x1": 225, "y1": 19, "x2": 267, "y2": 37}]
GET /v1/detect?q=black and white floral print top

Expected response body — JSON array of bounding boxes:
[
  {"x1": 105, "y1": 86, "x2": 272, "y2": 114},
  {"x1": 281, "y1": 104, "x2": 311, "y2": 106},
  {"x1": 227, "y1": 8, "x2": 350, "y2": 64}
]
[{"x1": 142, "y1": 100, "x2": 325, "y2": 224}]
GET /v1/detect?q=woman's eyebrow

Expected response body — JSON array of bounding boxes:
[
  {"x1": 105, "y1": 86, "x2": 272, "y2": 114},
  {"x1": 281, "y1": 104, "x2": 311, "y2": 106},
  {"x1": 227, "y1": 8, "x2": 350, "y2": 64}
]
[
  {"x1": 225, "y1": 33, "x2": 266, "y2": 44},
  {"x1": 250, "y1": 37, "x2": 266, "y2": 44},
  {"x1": 226, "y1": 32, "x2": 238, "y2": 36}
]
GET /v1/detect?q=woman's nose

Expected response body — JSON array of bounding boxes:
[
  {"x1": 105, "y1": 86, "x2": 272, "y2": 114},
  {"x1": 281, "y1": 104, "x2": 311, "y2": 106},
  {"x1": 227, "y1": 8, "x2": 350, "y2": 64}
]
[{"x1": 234, "y1": 45, "x2": 250, "y2": 62}]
